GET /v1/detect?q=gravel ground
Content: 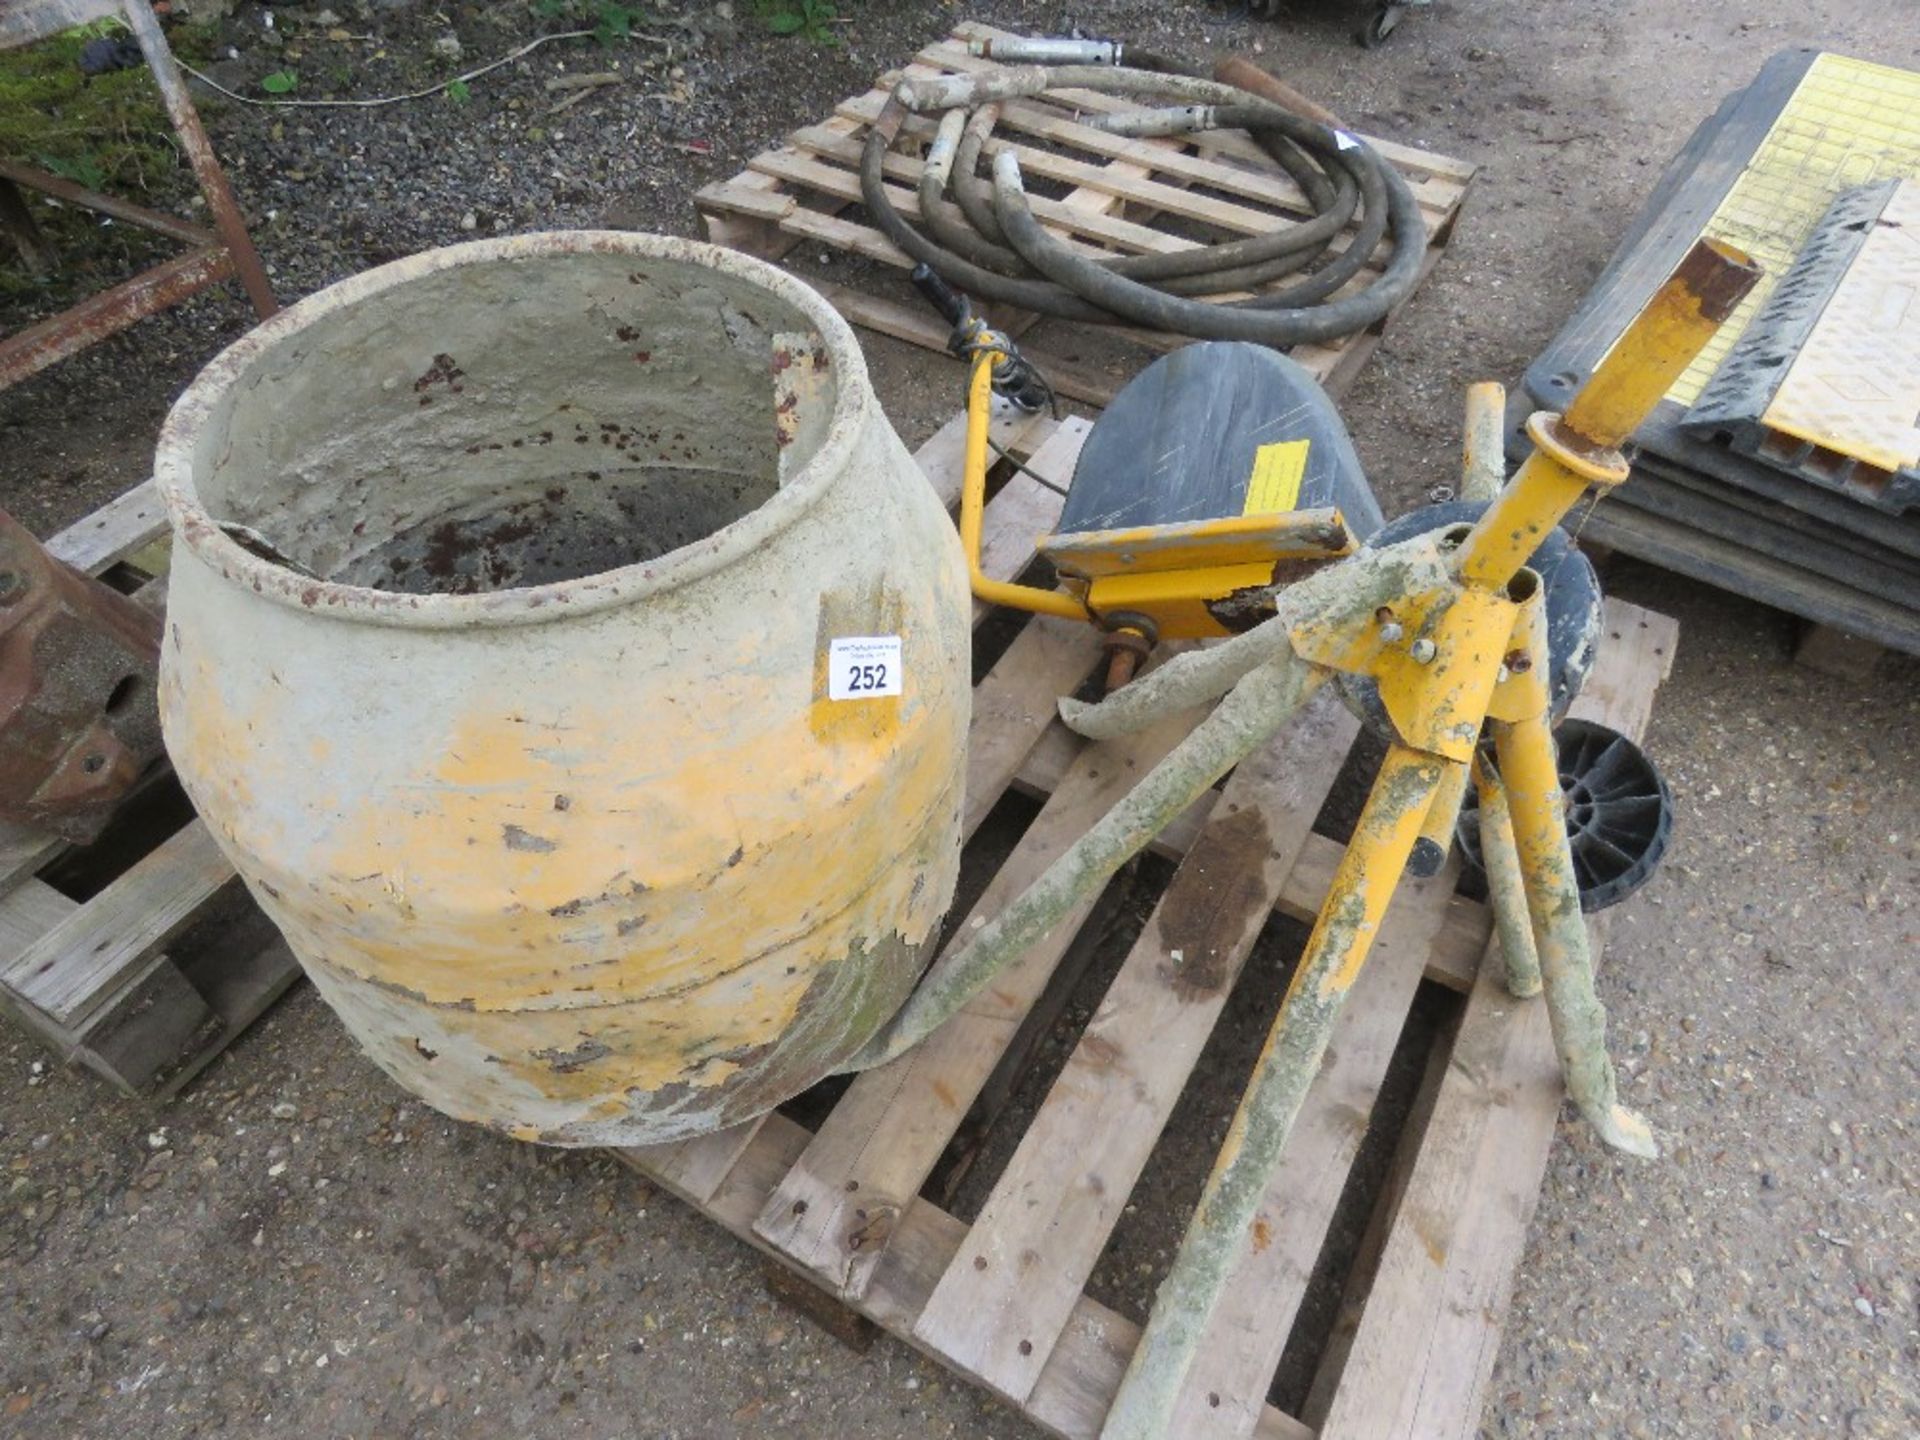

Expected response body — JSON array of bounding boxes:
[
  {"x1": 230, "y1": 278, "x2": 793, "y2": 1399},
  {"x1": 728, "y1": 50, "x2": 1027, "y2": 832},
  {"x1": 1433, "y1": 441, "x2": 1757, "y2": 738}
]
[{"x1": 2, "y1": 2, "x2": 1917, "y2": 1438}]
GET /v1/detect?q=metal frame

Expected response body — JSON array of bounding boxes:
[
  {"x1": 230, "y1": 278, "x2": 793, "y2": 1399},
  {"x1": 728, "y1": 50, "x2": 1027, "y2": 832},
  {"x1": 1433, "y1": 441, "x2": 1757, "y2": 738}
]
[
  {"x1": 0, "y1": 0, "x2": 276, "y2": 391},
  {"x1": 850, "y1": 237, "x2": 1761, "y2": 1437}
]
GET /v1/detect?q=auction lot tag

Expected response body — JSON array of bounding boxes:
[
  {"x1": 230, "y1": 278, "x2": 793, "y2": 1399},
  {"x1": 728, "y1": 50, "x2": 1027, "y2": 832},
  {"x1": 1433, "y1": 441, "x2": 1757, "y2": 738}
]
[{"x1": 828, "y1": 636, "x2": 904, "y2": 700}]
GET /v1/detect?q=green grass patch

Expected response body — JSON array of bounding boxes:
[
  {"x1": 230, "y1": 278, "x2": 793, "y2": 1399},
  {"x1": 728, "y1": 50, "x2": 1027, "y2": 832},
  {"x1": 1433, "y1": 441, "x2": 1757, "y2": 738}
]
[{"x1": 0, "y1": 18, "x2": 217, "y2": 301}]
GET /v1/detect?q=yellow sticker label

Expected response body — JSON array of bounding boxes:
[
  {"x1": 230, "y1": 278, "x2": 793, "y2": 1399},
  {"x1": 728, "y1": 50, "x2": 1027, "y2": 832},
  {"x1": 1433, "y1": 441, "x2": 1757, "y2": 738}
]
[{"x1": 1243, "y1": 439, "x2": 1310, "y2": 515}]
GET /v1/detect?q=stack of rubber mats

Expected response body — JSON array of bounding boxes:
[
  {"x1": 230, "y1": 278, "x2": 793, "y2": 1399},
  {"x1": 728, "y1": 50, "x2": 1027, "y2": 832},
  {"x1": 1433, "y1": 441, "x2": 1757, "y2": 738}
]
[{"x1": 1514, "y1": 49, "x2": 1920, "y2": 655}]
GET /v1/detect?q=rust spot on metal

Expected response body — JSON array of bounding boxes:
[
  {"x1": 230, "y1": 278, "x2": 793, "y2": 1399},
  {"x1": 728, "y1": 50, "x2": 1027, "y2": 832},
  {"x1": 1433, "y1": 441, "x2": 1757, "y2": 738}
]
[
  {"x1": 1153, "y1": 805, "x2": 1274, "y2": 999},
  {"x1": 0, "y1": 2, "x2": 275, "y2": 391},
  {"x1": 0, "y1": 508, "x2": 164, "y2": 841},
  {"x1": 413, "y1": 353, "x2": 465, "y2": 393},
  {"x1": 1675, "y1": 237, "x2": 1762, "y2": 323}
]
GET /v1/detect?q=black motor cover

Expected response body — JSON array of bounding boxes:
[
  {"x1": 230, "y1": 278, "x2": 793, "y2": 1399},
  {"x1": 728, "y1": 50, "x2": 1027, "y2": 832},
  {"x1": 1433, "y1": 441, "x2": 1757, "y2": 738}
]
[{"x1": 1057, "y1": 342, "x2": 1385, "y2": 540}]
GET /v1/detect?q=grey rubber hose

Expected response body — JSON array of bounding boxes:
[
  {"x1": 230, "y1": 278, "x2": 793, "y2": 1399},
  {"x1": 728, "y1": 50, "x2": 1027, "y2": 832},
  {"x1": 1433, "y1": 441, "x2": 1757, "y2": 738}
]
[{"x1": 860, "y1": 62, "x2": 1427, "y2": 345}]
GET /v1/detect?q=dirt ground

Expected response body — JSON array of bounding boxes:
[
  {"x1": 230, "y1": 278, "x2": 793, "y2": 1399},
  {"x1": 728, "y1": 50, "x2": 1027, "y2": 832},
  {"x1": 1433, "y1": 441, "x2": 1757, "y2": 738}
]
[{"x1": 2, "y1": 2, "x2": 1917, "y2": 1438}]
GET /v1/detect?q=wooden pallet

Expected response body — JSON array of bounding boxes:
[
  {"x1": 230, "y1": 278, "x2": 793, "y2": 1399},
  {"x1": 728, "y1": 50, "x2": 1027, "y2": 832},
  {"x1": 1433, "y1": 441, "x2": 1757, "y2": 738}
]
[
  {"x1": 0, "y1": 487, "x2": 298, "y2": 1099},
  {"x1": 694, "y1": 22, "x2": 1478, "y2": 407},
  {"x1": 615, "y1": 404, "x2": 1680, "y2": 1439}
]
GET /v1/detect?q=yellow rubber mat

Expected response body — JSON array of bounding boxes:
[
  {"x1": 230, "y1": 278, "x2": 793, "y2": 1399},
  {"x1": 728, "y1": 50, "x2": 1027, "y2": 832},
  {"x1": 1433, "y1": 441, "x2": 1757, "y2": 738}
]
[{"x1": 1674, "y1": 53, "x2": 1920, "y2": 405}]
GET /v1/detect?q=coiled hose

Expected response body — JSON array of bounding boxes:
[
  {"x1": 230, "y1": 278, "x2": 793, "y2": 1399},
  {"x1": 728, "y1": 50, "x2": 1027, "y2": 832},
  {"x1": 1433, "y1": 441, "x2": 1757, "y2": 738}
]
[{"x1": 860, "y1": 61, "x2": 1427, "y2": 347}]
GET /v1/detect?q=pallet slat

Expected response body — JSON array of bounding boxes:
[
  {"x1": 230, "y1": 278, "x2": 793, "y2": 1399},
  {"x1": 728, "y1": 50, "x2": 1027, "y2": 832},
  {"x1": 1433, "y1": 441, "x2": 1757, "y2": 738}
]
[
  {"x1": 1168, "y1": 862, "x2": 1460, "y2": 1435},
  {"x1": 1, "y1": 819, "x2": 235, "y2": 1027},
  {"x1": 911, "y1": 691, "x2": 1361, "y2": 1401},
  {"x1": 752, "y1": 665, "x2": 1203, "y2": 1298},
  {"x1": 621, "y1": 569, "x2": 1675, "y2": 1440},
  {"x1": 624, "y1": 1112, "x2": 1316, "y2": 1440},
  {"x1": 697, "y1": 22, "x2": 1478, "y2": 407}
]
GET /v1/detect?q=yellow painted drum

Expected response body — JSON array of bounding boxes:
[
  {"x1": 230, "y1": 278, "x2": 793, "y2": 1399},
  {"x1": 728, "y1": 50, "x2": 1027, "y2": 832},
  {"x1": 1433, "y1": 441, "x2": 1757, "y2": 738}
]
[{"x1": 154, "y1": 233, "x2": 969, "y2": 1144}]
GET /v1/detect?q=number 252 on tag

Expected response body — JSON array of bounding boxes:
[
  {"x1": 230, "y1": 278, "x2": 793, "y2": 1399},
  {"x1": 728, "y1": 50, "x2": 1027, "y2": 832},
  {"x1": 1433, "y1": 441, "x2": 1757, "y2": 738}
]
[{"x1": 828, "y1": 636, "x2": 904, "y2": 700}]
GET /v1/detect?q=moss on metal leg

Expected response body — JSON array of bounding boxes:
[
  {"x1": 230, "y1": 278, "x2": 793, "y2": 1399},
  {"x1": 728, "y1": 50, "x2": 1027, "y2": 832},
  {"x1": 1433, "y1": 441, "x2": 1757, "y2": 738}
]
[
  {"x1": 1473, "y1": 752, "x2": 1542, "y2": 998},
  {"x1": 1099, "y1": 745, "x2": 1445, "y2": 1440},
  {"x1": 1493, "y1": 711, "x2": 1657, "y2": 1158}
]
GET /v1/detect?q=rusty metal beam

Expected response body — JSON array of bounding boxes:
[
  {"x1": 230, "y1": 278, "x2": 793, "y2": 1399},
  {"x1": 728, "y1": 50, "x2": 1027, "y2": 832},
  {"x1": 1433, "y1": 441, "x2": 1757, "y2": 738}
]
[
  {"x1": 0, "y1": 0, "x2": 278, "y2": 396},
  {"x1": 0, "y1": 245, "x2": 234, "y2": 391},
  {"x1": 0, "y1": 159, "x2": 217, "y2": 249},
  {"x1": 119, "y1": 0, "x2": 278, "y2": 321}
]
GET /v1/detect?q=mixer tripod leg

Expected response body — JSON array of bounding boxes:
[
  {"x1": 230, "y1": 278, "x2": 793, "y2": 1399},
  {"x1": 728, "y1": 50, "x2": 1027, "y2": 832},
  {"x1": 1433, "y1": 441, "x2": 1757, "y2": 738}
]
[
  {"x1": 845, "y1": 650, "x2": 1324, "y2": 1070},
  {"x1": 1472, "y1": 751, "x2": 1543, "y2": 998},
  {"x1": 1099, "y1": 743, "x2": 1449, "y2": 1440},
  {"x1": 1492, "y1": 708, "x2": 1656, "y2": 1158}
]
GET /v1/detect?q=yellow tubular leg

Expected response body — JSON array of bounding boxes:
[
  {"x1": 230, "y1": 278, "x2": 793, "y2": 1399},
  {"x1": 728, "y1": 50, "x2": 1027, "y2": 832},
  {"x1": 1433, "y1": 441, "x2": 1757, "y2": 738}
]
[
  {"x1": 1408, "y1": 757, "x2": 1471, "y2": 877},
  {"x1": 1471, "y1": 750, "x2": 1541, "y2": 997},
  {"x1": 1100, "y1": 744, "x2": 1448, "y2": 1440},
  {"x1": 1459, "y1": 380, "x2": 1508, "y2": 503},
  {"x1": 959, "y1": 352, "x2": 1087, "y2": 623},
  {"x1": 1493, "y1": 707, "x2": 1656, "y2": 1157},
  {"x1": 1457, "y1": 238, "x2": 1760, "y2": 590}
]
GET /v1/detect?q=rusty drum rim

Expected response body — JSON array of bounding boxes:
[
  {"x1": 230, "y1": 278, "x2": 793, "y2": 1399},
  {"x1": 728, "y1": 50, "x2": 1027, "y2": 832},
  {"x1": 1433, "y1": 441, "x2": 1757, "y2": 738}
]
[{"x1": 154, "y1": 231, "x2": 877, "y2": 630}]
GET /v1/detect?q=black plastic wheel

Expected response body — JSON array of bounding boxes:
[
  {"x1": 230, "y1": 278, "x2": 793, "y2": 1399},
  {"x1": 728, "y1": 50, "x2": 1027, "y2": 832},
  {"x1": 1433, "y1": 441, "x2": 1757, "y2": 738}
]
[{"x1": 1457, "y1": 718, "x2": 1673, "y2": 913}]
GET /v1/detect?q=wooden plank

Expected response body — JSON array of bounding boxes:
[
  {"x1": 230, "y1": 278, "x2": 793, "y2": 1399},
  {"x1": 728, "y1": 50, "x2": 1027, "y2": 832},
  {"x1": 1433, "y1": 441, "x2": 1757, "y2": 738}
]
[
  {"x1": 1316, "y1": 600, "x2": 1678, "y2": 1440},
  {"x1": 751, "y1": 679, "x2": 1209, "y2": 1299},
  {"x1": 0, "y1": 879, "x2": 84, "y2": 1051},
  {"x1": 910, "y1": 691, "x2": 1361, "y2": 1402},
  {"x1": 1298, "y1": 991, "x2": 1459, "y2": 1426},
  {"x1": 1012, "y1": 724, "x2": 1490, "y2": 993},
  {"x1": 147, "y1": 935, "x2": 302, "y2": 1100},
  {"x1": 69, "y1": 953, "x2": 217, "y2": 1097},
  {"x1": 963, "y1": 617, "x2": 1104, "y2": 837},
  {"x1": 699, "y1": 169, "x2": 866, "y2": 265},
  {"x1": 43, "y1": 477, "x2": 167, "y2": 574},
  {"x1": 0, "y1": 0, "x2": 121, "y2": 48},
  {"x1": 624, "y1": 1113, "x2": 1313, "y2": 1440},
  {"x1": 2, "y1": 819, "x2": 235, "y2": 1026},
  {"x1": 0, "y1": 876, "x2": 78, "y2": 950},
  {"x1": 913, "y1": 404, "x2": 1052, "y2": 510},
  {"x1": 627, "y1": 1116, "x2": 775, "y2": 1207},
  {"x1": 1168, "y1": 862, "x2": 1461, "y2": 1436}
]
